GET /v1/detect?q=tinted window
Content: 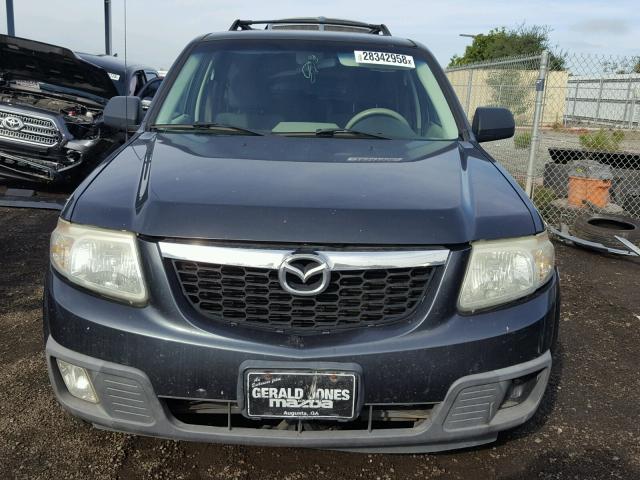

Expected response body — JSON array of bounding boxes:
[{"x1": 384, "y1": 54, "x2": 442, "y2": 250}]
[
  {"x1": 138, "y1": 78, "x2": 162, "y2": 99},
  {"x1": 154, "y1": 40, "x2": 458, "y2": 140},
  {"x1": 128, "y1": 71, "x2": 147, "y2": 96}
]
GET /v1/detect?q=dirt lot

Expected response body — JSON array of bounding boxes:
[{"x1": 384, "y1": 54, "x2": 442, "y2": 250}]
[{"x1": 0, "y1": 207, "x2": 639, "y2": 480}]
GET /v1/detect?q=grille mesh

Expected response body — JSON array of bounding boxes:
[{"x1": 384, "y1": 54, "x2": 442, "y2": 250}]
[
  {"x1": 0, "y1": 109, "x2": 59, "y2": 146},
  {"x1": 172, "y1": 260, "x2": 435, "y2": 333}
]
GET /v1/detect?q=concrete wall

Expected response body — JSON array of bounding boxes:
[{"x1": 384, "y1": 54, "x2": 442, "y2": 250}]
[{"x1": 445, "y1": 69, "x2": 569, "y2": 127}]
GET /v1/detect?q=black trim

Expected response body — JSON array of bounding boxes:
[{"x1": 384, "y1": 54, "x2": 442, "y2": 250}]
[{"x1": 229, "y1": 18, "x2": 391, "y2": 36}]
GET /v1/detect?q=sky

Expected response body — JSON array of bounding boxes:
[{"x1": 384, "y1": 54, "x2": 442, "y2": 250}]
[{"x1": 0, "y1": 0, "x2": 638, "y2": 69}]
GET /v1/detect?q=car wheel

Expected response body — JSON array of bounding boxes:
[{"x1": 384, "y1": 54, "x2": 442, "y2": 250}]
[{"x1": 571, "y1": 214, "x2": 640, "y2": 248}]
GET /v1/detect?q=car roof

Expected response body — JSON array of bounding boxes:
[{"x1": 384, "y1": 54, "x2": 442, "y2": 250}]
[
  {"x1": 200, "y1": 29, "x2": 417, "y2": 48},
  {"x1": 75, "y1": 52, "x2": 155, "y2": 76}
]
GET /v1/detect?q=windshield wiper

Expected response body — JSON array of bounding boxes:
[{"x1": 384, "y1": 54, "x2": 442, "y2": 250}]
[
  {"x1": 151, "y1": 122, "x2": 263, "y2": 136},
  {"x1": 313, "y1": 128, "x2": 389, "y2": 139}
]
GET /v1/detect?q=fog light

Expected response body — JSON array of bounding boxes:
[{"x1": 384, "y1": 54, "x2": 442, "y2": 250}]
[
  {"x1": 56, "y1": 359, "x2": 98, "y2": 403},
  {"x1": 500, "y1": 371, "x2": 540, "y2": 409}
]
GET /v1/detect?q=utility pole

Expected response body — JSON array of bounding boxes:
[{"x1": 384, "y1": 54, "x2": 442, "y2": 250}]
[
  {"x1": 6, "y1": 0, "x2": 15, "y2": 36},
  {"x1": 525, "y1": 50, "x2": 549, "y2": 198},
  {"x1": 104, "y1": 0, "x2": 112, "y2": 55}
]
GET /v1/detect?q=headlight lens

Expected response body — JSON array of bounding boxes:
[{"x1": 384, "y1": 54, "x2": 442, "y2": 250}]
[
  {"x1": 458, "y1": 232, "x2": 554, "y2": 312},
  {"x1": 50, "y1": 219, "x2": 147, "y2": 304}
]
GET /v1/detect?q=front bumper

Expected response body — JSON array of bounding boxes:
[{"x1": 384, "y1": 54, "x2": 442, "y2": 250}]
[
  {"x1": 44, "y1": 243, "x2": 560, "y2": 452},
  {"x1": 46, "y1": 335, "x2": 551, "y2": 453}
]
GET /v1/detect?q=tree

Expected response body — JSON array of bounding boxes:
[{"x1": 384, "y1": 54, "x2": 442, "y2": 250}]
[
  {"x1": 449, "y1": 25, "x2": 565, "y2": 70},
  {"x1": 603, "y1": 57, "x2": 640, "y2": 74},
  {"x1": 485, "y1": 70, "x2": 530, "y2": 118}
]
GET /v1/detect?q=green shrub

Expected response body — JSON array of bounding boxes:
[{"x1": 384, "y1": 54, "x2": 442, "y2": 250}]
[
  {"x1": 514, "y1": 131, "x2": 532, "y2": 149},
  {"x1": 579, "y1": 129, "x2": 625, "y2": 152},
  {"x1": 532, "y1": 186, "x2": 557, "y2": 212}
]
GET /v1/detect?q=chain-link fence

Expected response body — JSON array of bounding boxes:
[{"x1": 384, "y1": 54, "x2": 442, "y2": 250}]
[{"x1": 446, "y1": 52, "x2": 640, "y2": 248}]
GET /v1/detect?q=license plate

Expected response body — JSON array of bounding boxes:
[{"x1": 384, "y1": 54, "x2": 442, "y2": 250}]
[{"x1": 245, "y1": 370, "x2": 357, "y2": 420}]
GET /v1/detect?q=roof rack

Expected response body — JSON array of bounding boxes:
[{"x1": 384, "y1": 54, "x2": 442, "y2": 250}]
[{"x1": 228, "y1": 17, "x2": 392, "y2": 36}]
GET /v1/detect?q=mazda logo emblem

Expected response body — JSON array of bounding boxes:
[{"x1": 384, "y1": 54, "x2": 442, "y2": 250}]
[
  {"x1": 278, "y1": 253, "x2": 331, "y2": 296},
  {"x1": 2, "y1": 116, "x2": 24, "y2": 131}
]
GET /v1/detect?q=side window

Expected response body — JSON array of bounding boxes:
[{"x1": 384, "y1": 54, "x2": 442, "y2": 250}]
[
  {"x1": 138, "y1": 78, "x2": 163, "y2": 110},
  {"x1": 128, "y1": 71, "x2": 147, "y2": 96},
  {"x1": 415, "y1": 64, "x2": 458, "y2": 139},
  {"x1": 413, "y1": 74, "x2": 432, "y2": 134},
  {"x1": 154, "y1": 52, "x2": 212, "y2": 124},
  {"x1": 138, "y1": 78, "x2": 161, "y2": 99}
]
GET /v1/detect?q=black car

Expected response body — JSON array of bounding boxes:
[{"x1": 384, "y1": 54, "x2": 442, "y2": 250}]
[
  {"x1": 0, "y1": 34, "x2": 159, "y2": 186},
  {"x1": 44, "y1": 18, "x2": 559, "y2": 453}
]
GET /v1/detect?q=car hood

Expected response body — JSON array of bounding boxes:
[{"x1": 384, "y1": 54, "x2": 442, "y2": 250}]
[
  {"x1": 68, "y1": 133, "x2": 538, "y2": 245},
  {"x1": 0, "y1": 34, "x2": 118, "y2": 100}
]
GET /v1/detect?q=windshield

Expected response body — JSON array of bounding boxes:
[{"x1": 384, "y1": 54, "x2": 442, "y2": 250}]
[{"x1": 153, "y1": 40, "x2": 459, "y2": 140}]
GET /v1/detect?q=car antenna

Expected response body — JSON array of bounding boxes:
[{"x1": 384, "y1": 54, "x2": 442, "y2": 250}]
[{"x1": 123, "y1": 0, "x2": 129, "y2": 141}]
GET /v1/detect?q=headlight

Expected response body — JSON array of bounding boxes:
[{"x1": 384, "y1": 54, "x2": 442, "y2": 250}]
[
  {"x1": 458, "y1": 232, "x2": 554, "y2": 312},
  {"x1": 50, "y1": 219, "x2": 147, "y2": 304}
]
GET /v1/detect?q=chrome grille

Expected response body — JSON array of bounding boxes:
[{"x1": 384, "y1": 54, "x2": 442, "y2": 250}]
[
  {"x1": 173, "y1": 261, "x2": 435, "y2": 333},
  {"x1": 161, "y1": 243, "x2": 448, "y2": 334},
  {"x1": 0, "y1": 108, "x2": 60, "y2": 147}
]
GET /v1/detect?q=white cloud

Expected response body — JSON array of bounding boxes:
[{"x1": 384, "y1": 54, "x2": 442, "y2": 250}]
[
  {"x1": 0, "y1": 0, "x2": 638, "y2": 68},
  {"x1": 570, "y1": 18, "x2": 631, "y2": 34}
]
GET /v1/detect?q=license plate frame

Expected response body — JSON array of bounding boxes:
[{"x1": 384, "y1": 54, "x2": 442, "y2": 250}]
[{"x1": 244, "y1": 369, "x2": 359, "y2": 421}]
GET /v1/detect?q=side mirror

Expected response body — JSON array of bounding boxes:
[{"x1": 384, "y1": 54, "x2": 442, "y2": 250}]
[
  {"x1": 103, "y1": 96, "x2": 142, "y2": 131},
  {"x1": 472, "y1": 107, "x2": 515, "y2": 143}
]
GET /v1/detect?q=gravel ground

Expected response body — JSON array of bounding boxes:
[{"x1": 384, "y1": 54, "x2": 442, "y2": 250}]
[{"x1": 0, "y1": 207, "x2": 639, "y2": 480}]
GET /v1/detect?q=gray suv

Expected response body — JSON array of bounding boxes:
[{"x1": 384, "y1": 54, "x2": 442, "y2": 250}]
[{"x1": 44, "y1": 18, "x2": 559, "y2": 453}]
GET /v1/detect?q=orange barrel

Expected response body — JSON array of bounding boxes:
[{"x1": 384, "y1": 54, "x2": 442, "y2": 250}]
[{"x1": 567, "y1": 176, "x2": 612, "y2": 208}]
